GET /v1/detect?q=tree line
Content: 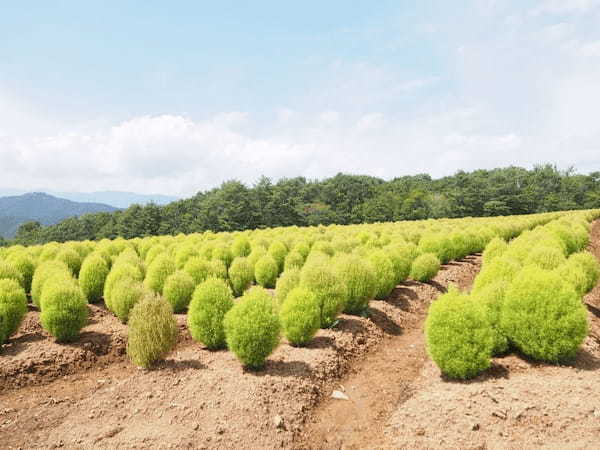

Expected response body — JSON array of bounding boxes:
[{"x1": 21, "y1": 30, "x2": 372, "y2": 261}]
[{"x1": 8, "y1": 164, "x2": 600, "y2": 246}]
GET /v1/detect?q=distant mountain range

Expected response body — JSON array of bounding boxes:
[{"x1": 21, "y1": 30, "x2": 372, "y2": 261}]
[
  {"x1": 0, "y1": 189, "x2": 178, "y2": 209},
  {"x1": 0, "y1": 192, "x2": 119, "y2": 238}
]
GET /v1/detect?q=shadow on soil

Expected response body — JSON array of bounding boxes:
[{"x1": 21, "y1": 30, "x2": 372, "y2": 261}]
[
  {"x1": 253, "y1": 360, "x2": 313, "y2": 378},
  {"x1": 2, "y1": 332, "x2": 46, "y2": 356}
]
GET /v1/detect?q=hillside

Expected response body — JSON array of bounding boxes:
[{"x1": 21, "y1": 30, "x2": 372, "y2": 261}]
[{"x1": 0, "y1": 192, "x2": 119, "y2": 238}]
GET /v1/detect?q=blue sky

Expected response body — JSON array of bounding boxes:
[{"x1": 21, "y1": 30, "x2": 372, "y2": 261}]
[{"x1": 1, "y1": 0, "x2": 599, "y2": 196}]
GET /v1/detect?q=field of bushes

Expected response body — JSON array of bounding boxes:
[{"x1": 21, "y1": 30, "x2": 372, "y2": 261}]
[{"x1": 0, "y1": 210, "x2": 598, "y2": 376}]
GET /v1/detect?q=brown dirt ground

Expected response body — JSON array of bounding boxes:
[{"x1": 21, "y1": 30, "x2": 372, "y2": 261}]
[{"x1": 0, "y1": 253, "x2": 481, "y2": 449}]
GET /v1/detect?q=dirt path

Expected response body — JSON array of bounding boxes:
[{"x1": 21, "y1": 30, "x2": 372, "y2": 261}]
[
  {"x1": 296, "y1": 256, "x2": 481, "y2": 449},
  {"x1": 0, "y1": 256, "x2": 482, "y2": 449}
]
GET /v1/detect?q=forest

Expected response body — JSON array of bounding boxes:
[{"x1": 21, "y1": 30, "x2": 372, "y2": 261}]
[{"x1": 7, "y1": 164, "x2": 600, "y2": 246}]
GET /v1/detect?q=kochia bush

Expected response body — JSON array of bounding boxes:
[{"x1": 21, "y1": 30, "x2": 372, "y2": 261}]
[
  {"x1": 224, "y1": 287, "x2": 280, "y2": 369},
  {"x1": 524, "y1": 245, "x2": 566, "y2": 270},
  {"x1": 231, "y1": 235, "x2": 252, "y2": 258},
  {"x1": 228, "y1": 257, "x2": 254, "y2": 297},
  {"x1": 55, "y1": 247, "x2": 82, "y2": 277},
  {"x1": 183, "y1": 257, "x2": 212, "y2": 285},
  {"x1": 78, "y1": 253, "x2": 109, "y2": 303},
  {"x1": 163, "y1": 271, "x2": 195, "y2": 312},
  {"x1": 471, "y1": 281, "x2": 509, "y2": 355},
  {"x1": 274, "y1": 268, "x2": 301, "y2": 307},
  {"x1": 333, "y1": 254, "x2": 376, "y2": 314},
  {"x1": 300, "y1": 263, "x2": 347, "y2": 328},
  {"x1": 410, "y1": 253, "x2": 441, "y2": 282},
  {"x1": 0, "y1": 261, "x2": 24, "y2": 289},
  {"x1": 144, "y1": 254, "x2": 176, "y2": 294},
  {"x1": 255, "y1": 255, "x2": 279, "y2": 288},
  {"x1": 104, "y1": 263, "x2": 144, "y2": 312},
  {"x1": 279, "y1": 287, "x2": 320, "y2": 346},
  {"x1": 187, "y1": 278, "x2": 234, "y2": 349},
  {"x1": 40, "y1": 279, "x2": 88, "y2": 342},
  {"x1": 31, "y1": 261, "x2": 72, "y2": 308},
  {"x1": 111, "y1": 279, "x2": 148, "y2": 323},
  {"x1": 127, "y1": 293, "x2": 178, "y2": 368},
  {"x1": 0, "y1": 279, "x2": 28, "y2": 343},
  {"x1": 425, "y1": 289, "x2": 494, "y2": 379},
  {"x1": 6, "y1": 253, "x2": 35, "y2": 294},
  {"x1": 482, "y1": 237, "x2": 508, "y2": 266},
  {"x1": 565, "y1": 251, "x2": 600, "y2": 294},
  {"x1": 501, "y1": 266, "x2": 588, "y2": 362}
]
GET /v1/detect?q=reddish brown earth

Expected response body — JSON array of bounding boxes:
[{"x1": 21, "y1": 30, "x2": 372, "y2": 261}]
[{"x1": 0, "y1": 253, "x2": 480, "y2": 449}]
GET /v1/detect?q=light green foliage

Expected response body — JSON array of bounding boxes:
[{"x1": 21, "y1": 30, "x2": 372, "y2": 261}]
[
  {"x1": 127, "y1": 293, "x2": 178, "y2": 368},
  {"x1": 208, "y1": 259, "x2": 228, "y2": 280},
  {"x1": 39, "y1": 243, "x2": 60, "y2": 262},
  {"x1": 111, "y1": 279, "x2": 148, "y2": 323},
  {"x1": 410, "y1": 253, "x2": 441, "y2": 282},
  {"x1": 292, "y1": 241, "x2": 311, "y2": 259},
  {"x1": 78, "y1": 254, "x2": 109, "y2": 303},
  {"x1": 0, "y1": 261, "x2": 24, "y2": 289},
  {"x1": 55, "y1": 247, "x2": 83, "y2": 277},
  {"x1": 6, "y1": 253, "x2": 35, "y2": 293},
  {"x1": 174, "y1": 245, "x2": 199, "y2": 269},
  {"x1": 274, "y1": 268, "x2": 301, "y2": 307},
  {"x1": 183, "y1": 257, "x2": 212, "y2": 284},
  {"x1": 482, "y1": 237, "x2": 508, "y2": 266},
  {"x1": 104, "y1": 263, "x2": 144, "y2": 312},
  {"x1": 212, "y1": 244, "x2": 233, "y2": 268},
  {"x1": 472, "y1": 256, "x2": 522, "y2": 293},
  {"x1": 367, "y1": 250, "x2": 397, "y2": 299},
  {"x1": 300, "y1": 263, "x2": 347, "y2": 328},
  {"x1": 31, "y1": 261, "x2": 72, "y2": 308},
  {"x1": 268, "y1": 240, "x2": 288, "y2": 272},
  {"x1": 564, "y1": 251, "x2": 600, "y2": 294},
  {"x1": 425, "y1": 289, "x2": 494, "y2": 379},
  {"x1": 279, "y1": 287, "x2": 320, "y2": 346},
  {"x1": 255, "y1": 255, "x2": 279, "y2": 288},
  {"x1": 40, "y1": 279, "x2": 88, "y2": 342},
  {"x1": 224, "y1": 287, "x2": 280, "y2": 369},
  {"x1": 187, "y1": 278, "x2": 234, "y2": 349},
  {"x1": 144, "y1": 253, "x2": 176, "y2": 294},
  {"x1": 471, "y1": 281, "x2": 509, "y2": 355},
  {"x1": 418, "y1": 234, "x2": 453, "y2": 264},
  {"x1": 145, "y1": 244, "x2": 166, "y2": 265},
  {"x1": 228, "y1": 257, "x2": 254, "y2": 297},
  {"x1": 0, "y1": 279, "x2": 28, "y2": 342},
  {"x1": 283, "y1": 250, "x2": 305, "y2": 271},
  {"x1": 311, "y1": 241, "x2": 334, "y2": 257},
  {"x1": 501, "y1": 266, "x2": 588, "y2": 362},
  {"x1": 385, "y1": 245, "x2": 412, "y2": 284},
  {"x1": 333, "y1": 254, "x2": 376, "y2": 314},
  {"x1": 231, "y1": 236, "x2": 251, "y2": 258},
  {"x1": 524, "y1": 245, "x2": 566, "y2": 270},
  {"x1": 163, "y1": 271, "x2": 195, "y2": 312}
]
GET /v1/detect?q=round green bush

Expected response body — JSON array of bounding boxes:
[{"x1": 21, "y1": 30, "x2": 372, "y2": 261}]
[
  {"x1": 144, "y1": 254, "x2": 176, "y2": 294},
  {"x1": 524, "y1": 245, "x2": 566, "y2": 270},
  {"x1": 255, "y1": 255, "x2": 279, "y2": 288},
  {"x1": 6, "y1": 253, "x2": 35, "y2": 293},
  {"x1": 174, "y1": 245, "x2": 199, "y2": 269},
  {"x1": 482, "y1": 237, "x2": 508, "y2": 266},
  {"x1": 385, "y1": 246, "x2": 412, "y2": 284},
  {"x1": 111, "y1": 279, "x2": 148, "y2": 323},
  {"x1": 279, "y1": 287, "x2": 320, "y2": 346},
  {"x1": 31, "y1": 261, "x2": 72, "y2": 308},
  {"x1": 471, "y1": 281, "x2": 509, "y2": 355},
  {"x1": 78, "y1": 254, "x2": 109, "y2": 303},
  {"x1": 145, "y1": 244, "x2": 166, "y2": 265},
  {"x1": 231, "y1": 236, "x2": 251, "y2": 258},
  {"x1": 333, "y1": 254, "x2": 376, "y2": 314},
  {"x1": 367, "y1": 250, "x2": 397, "y2": 300},
  {"x1": 40, "y1": 279, "x2": 88, "y2": 342},
  {"x1": 104, "y1": 263, "x2": 144, "y2": 312},
  {"x1": 284, "y1": 251, "x2": 305, "y2": 271},
  {"x1": 0, "y1": 261, "x2": 24, "y2": 289},
  {"x1": 425, "y1": 289, "x2": 494, "y2": 379},
  {"x1": 39, "y1": 243, "x2": 60, "y2": 262},
  {"x1": 410, "y1": 253, "x2": 441, "y2": 282},
  {"x1": 472, "y1": 256, "x2": 522, "y2": 293},
  {"x1": 418, "y1": 234, "x2": 453, "y2": 264},
  {"x1": 274, "y1": 268, "x2": 301, "y2": 307},
  {"x1": 212, "y1": 244, "x2": 233, "y2": 268},
  {"x1": 300, "y1": 263, "x2": 347, "y2": 328},
  {"x1": 187, "y1": 278, "x2": 234, "y2": 349},
  {"x1": 0, "y1": 279, "x2": 28, "y2": 342},
  {"x1": 127, "y1": 293, "x2": 178, "y2": 368},
  {"x1": 311, "y1": 241, "x2": 334, "y2": 257},
  {"x1": 292, "y1": 241, "x2": 310, "y2": 259},
  {"x1": 183, "y1": 257, "x2": 212, "y2": 284},
  {"x1": 55, "y1": 247, "x2": 82, "y2": 277},
  {"x1": 268, "y1": 240, "x2": 288, "y2": 272},
  {"x1": 224, "y1": 287, "x2": 280, "y2": 369},
  {"x1": 501, "y1": 266, "x2": 588, "y2": 362},
  {"x1": 163, "y1": 271, "x2": 195, "y2": 313},
  {"x1": 208, "y1": 259, "x2": 228, "y2": 279},
  {"x1": 228, "y1": 257, "x2": 254, "y2": 297},
  {"x1": 567, "y1": 252, "x2": 600, "y2": 294}
]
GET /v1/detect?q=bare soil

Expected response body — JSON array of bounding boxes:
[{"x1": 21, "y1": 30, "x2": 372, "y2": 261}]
[{"x1": 0, "y1": 254, "x2": 481, "y2": 449}]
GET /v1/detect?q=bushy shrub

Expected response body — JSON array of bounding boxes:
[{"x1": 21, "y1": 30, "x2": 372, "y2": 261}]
[
  {"x1": 418, "y1": 234, "x2": 453, "y2": 264},
  {"x1": 274, "y1": 268, "x2": 301, "y2": 307},
  {"x1": 78, "y1": 254, "x2": 109, "y2": 303},
  {"x1": 127, "y1": 293, "x2": 178, "y2": 368},
  {"x1": 333, "y1": 254, "x2": 376, "y2": 314},
  {"x1": 247, "y1": 247, "x2": 267, "y2": 277},
  {"x1": 472, "y1": 256, "x2": 522, "y2": 293},
  {"x1": 231, "y1": 235, "x2": 251, "y2": 258},
  {"x1": 212, "y1": 244, "x2": 233, "y2": 268},
  {"x1": 524, "y1": 245, "x2": 566, "y2": 270},
  {"x1": 482, "y1": 237, "x2": 508, "y2": 266},
  {"x1": 55, "y1": 247, "x2": 82, "y2": 277},
  {"x1": 311, "y1": 241, "x2": 334, "y2": 257},
  {"x1": 145, "y1": 245, "x2": 166, "y2": 265},
  {"x1": 104, "y1": 263, "x2": 144, "y2": 311},
  {"x1": 268, "y1": 240, "x2": 288, "y2": 272},
  {"x1": 501, "y1": 266, "x2": 588, "y2": 362},
  {"x1": 366, "y1": 250, "x2": 396, "y2": 300},
  {"x1": 228, "y1": 257, "x2": 254, "y2": 297},
  {"x1": 163, "y1": 271, "x2": 195, "y2": 312},
  {"x1": 224, "y1": 287, "x2": 280, "y2": 369},
  {"x1": 183, "y1": 257, "x2": 212, "y2": 284},
  {"x1": 425, "y1": 289, "x2": 494, "y2": 379},
  {"x1": 565, "y1": 252, "x2": 600, "y2": 294},
  {"x1": 255, "y1": 255, "x2": 279, "y2": 288},
  {"x1": 300, "y1": 263, "x2": 347, "y2": 328},
  {"x1": 187, "y1": 278, "x2": 234, "y2": 349},
  {"x1": 279, "y1": 287, "x2": 320, "y2": 346},
  {"x1": 292, "y1": 241, "x2": 310, "y2": 259},
  {"x1": 410, "y1": 253, "x2": 441, "y2": 282},
  {"x1": 6, "y1": 253, "x2": 35, "y2": 293},
  {"x1": 31, "y1": 261, "x2": 72, "y2": 308},
  {"x1": 144, "y1": 254, "x2": 176, "y2": 294},
  {"x1": 208, "y1": 259, "x2": 228, "y2": 279},
  {"x1": 39, "y1": 243, "x2": 60, "y2": 262},
  {"x1": 0, "y1": 261, "x2": 24, "y2": 289},
  {"x1": 471, "y1": 281, "x2": 509, "y2": 355},
  {"x1": 40, "y1": 279, "x2": 88, "y2": 342},
  {"x1": 0, "y1": 279, "x2": 28, "y2": 343},
  {"x1": 174, "y1": 245, "x2": 199, "y2": 269},
  {"x1": 284, "y1": 251, "x2": 305, "y2": 271},
  {"x1": 385, "y1": 246, "x2": 412, "y2": 284},
  {"x1": 111, "y1": 279, "x2": 148, "y2": 323}
]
